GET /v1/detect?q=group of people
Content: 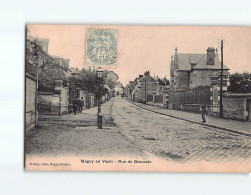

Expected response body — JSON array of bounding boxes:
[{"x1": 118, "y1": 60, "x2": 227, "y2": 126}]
[{"x1": 72, "y1": 97, "x2": 84, "y2": 115}]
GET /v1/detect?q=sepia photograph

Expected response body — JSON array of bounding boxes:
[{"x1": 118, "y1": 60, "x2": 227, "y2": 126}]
[{"x1": 24, "y1": 25, "x2": 251, "y2": 172}]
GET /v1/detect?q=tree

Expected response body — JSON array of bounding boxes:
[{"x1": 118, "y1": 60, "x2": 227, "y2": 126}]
[
  {"x1": 103, "y1": 70, "x2": 119, "y2": 89},
  {"x1": 70, "y1": 68, "x2": 109, "y2": 98},
  {"x1": 157, "y1": 77, "x2": 170, "y2": 86},
  {"x1": 228, "y1": 72, "x2": 251, "y2": 93}
]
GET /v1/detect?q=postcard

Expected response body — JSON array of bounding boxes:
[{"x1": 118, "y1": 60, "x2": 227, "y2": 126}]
[{"x1": 25, "y1": 25, "x2": 251, "y2": 172}]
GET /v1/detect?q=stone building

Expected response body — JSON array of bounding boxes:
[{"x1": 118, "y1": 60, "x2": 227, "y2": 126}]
[
  {"x1": 25, "y1": 72, "x2": 37, "y2": 133},
  {"x1": 170, "y1": 47, "x2": 230, "y2": 91},
  {"x1": 124, "y1": 81, "x2": 135, "y2": 100},
  {"x1": 53, "y1": 56, "x2": 70, "y2": 69},
  {"x1": 132, "y1": 71, "x2": 160, "y2": 103}
]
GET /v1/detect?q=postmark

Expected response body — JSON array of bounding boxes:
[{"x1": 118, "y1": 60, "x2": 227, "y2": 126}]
[{"x1": 85, "y1": 28, "x2": 118, "y2": 67}]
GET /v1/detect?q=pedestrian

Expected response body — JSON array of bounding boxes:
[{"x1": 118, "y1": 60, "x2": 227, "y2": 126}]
[
  {"x1": 201, "y1": 104, "x2": 207, "y2": 123},
  {"x1": 73, "y1": 97, "x2": 78, "y2": 115},
  {"x1": 79, "y1": 97, "x2": 84, "y2": 113}
]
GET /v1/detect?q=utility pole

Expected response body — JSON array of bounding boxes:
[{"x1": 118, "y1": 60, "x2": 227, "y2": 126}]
[
  {"x1": 219, "y1": 40, "x2": 224, "y2": 118},
  {"x1": 145, "y1": 74, "x2": 147, "y2": 104}
]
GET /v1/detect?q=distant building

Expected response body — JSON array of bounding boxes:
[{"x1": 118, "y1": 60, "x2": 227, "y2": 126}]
[
  {"x1": 53, "y1": 56, "x2": 70, "y2": 69},
  {"x1": 170, "y1": 47, "x2": 230, "y2": 91},
  {"x1": 35, "y1": 38, "x2": 49, "y2": 53},
  {"x1": 132, "y1": 71, "x2": 160, "y2": 103},
  {"x1": 28, "y1": 36, "x2": 71, "y2": 70},
  {"x1": 124, "y1": 81, "x2": 135, "y2": 100}
]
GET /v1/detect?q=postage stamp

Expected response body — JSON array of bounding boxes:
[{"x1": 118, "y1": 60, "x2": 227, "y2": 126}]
[{"x1": 85, "y1": 28, "x2": 118, "y2": 67}]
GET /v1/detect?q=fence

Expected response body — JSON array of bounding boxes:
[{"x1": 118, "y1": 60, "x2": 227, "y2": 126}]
[
  {"x1": 155, "y1": 95, "x2": 163, "y2": 103},
  {"x1": 169, "y1": 86, "x2": 211, "y2": 105}
]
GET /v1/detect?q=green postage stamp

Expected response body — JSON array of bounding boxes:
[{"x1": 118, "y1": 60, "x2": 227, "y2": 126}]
[{"x1": 85, "y1": 28, "x2": 118, "y2": 67}]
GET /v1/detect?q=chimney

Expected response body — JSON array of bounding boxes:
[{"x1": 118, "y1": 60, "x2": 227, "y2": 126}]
[{"x1": 207, "y1": 47, "x2": 215, "y2": 65}]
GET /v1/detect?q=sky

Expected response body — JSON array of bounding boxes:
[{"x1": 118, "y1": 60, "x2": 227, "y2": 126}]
[{"x1": 28, "y1": 25, "x2": 251, "y2": 86}]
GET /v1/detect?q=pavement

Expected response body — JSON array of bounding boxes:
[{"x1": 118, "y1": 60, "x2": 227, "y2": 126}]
[
  {"x1": 112, "y1": 96, "x2": 250, "y2": 162},
  {"x1": 126, "y1": 99, "x2": 251, "y2": 136},
  {"x1": 26, "y1": 96, "x2": 251, "y2": 162},
  {"x1": 25, "y1": 97, "x2": 145, "y2": 158}
]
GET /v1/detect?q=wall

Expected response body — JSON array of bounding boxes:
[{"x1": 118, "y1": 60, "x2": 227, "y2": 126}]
[
  {"x1": 60, "y1": 87, "x2": 69, "y2": 114},
  {"x1": 134, "y1": 81, "x2": 159, "y2": 102},
  {"x1": 189, "y1": 70, "x2": 212, "y2": 89},
  {"x1": 25, "y1": 75, "x2": 37, "y2": 132},
  {"x1": 38, "y1": 93, "x2": 60, "y2": 115},
  {"x1": 223, "y1": 97, "x2": 247, "y2": 121},
  {"x1": 169, "y1": 86, "x2": 211, "y2": 105},
  {"x1": 175, "y1": 71, "x2": 188, "y2": 90}
]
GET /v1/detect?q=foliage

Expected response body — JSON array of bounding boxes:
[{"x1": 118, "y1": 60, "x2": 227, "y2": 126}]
[
  {"x1": 69, "y1": 68, "x2": 112, "y2": 98},
  {"x1": 103, "y1": 70, "x2": 119, "y2": 89},
  {"x1": 228, "y1": 72, "x2": 251, "y2": 93},
  {"x1": 26, "y1": 39, "x2": 70, "y2": 92},
  {"x1": 157, "y1": 77, "x2": 170, "y2": 86}
]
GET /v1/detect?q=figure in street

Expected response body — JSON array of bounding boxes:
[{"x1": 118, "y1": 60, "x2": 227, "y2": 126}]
[
  {"x1": 79, "y1": 97, "x2": 84, "y2": 113},
  {"x1": 201, "y1": 104, "x2": 207, "y2": 123},
  {"x1": 73, "y1": 97, "x2": 79, "y2": 115}
]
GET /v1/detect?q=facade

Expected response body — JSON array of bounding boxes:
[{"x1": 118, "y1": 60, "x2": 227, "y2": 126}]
[
  {"x1": 38, "y1": 79, "x2": 69, "y2": 115},
  {"x1": 124, "y1": 81, "x2": 135, "y2": 100},
  {"x1": 170, "y1": 47, "x2": 229, "y2": 91},
  {"x1": 223, "y1": 93, "x2": 251, "y2": 121},
  {"x1": 54, "y1": 56, "x2": 70, "y2": 69},
  {"x1": 25, "y1": 72, "x2": 37, "y2": 132},
  {"x1": 132, "y1": 71, "x2": 160, "y2": 103}
]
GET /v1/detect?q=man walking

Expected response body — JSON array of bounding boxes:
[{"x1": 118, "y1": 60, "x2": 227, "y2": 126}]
[
  {"x1": 79, "y1": 97, "x2": 84, "y2": 113},
  {"x1": 73, "y1": 97, "x2": 79, "y2": 115},
  {"x1": 201, "y1": 104, "x2": 207, "y2": 123}
]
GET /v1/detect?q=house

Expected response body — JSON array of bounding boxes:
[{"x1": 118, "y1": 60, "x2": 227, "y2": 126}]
[
  {"x1": 132, "y1": 71, "x2": 159, "y2": 103},
  {"x1": 25, "y1": 72, "x2": 37, "y2": 133},
  {"x1": 170, "y1": 47, "x2": 230, "y2": 91},
  {"x1": 26, "y1": 38, "x2": 72, "y2": 116},
  {"x1": 124, "y1": 81, "x2": 135, "y2": 100}
]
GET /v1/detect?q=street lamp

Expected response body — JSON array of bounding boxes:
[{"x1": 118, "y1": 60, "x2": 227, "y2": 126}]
[{"x1": 96, "y1": 67, "x2": 103, "y2": 129}]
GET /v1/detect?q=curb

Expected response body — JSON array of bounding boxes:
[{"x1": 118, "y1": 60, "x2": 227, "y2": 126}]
[{"x1": 126, "y1": 99, "x2": 251, "y2": 137}]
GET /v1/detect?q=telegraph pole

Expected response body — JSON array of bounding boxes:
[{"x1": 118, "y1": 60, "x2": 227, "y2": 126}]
[
  {"x1": 145, "y1": 74, "x2": 147, "y2": 104},
  {"x1": 219, "y1": 40, "x2": 224, "y2": 118}
]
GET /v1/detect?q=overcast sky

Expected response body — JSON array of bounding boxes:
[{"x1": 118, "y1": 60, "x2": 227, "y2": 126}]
[{"x1": 28, "y1": 25, "x2": 251, "y2": 86}]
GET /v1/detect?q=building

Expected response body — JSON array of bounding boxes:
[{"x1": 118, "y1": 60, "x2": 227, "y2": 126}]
[
  {"x1": 25, "y1": 72, "x2": 37, "y2": 133},
  {"x1": 36, "y1": 38, "x2": 49, "y2": 53},
  {"x1": 132, "y1": 71, "x2": 160, "y2": 103},
  {"x1": 170, "y1": 47, "x2": 230, "y2": 91},
  {"x1": 124, "y1": 81, "x2": 135, "y2": 100},
  {"x1": 26, "y1": 38, "x2": 71, "y2": 117},
  {"x1": 54, "y1": 56, "x2": 70, "y2": 69}
]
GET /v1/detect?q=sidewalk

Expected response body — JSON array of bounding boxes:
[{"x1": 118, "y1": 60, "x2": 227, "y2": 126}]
[
  {"x1": 26, "y1": 98, "x2": 145, "y2": 157},
  {"x1": 127, "y1": 99, "x2": 251, "y2": 136}
]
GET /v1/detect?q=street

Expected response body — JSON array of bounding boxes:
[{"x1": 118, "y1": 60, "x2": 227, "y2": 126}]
[
  {"x1": 26, "y1": 96, "x2": 251, "y2": 162},
  {"x1": 113, "y1": 96, "x2": 251, "y2": 162}
]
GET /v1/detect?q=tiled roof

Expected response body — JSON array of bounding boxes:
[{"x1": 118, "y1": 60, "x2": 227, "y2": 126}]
[
  {"x1": 194, "y1": 55, "x2": 229, "y2": 70},
  {"x1": 138, "y1": 75, "x2": 157, "y2": 83},
  {"x1": 176, "y1": 54, "x2": 204, "y2": 71},
  {"x1": 176, "y1": 53, "x2": 229, "y2": 71}
]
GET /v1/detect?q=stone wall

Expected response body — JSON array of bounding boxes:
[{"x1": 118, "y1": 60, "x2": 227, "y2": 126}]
[
  {"x1": 25, "y1": 75, "x2": 37, "y2": 132},
  {"x1": 38, "y1": 93, "x2": 60, "y2": 115},
  {"x1": 223, "y1": 97, "x2": 247, "y2": 121},
  {"x1": 189, "y1": 70, "x2": 213, "y2": 89},
  {"x1": 176, "y1": 71, "x2": 188, "y2": 90},
  {"x1": 60, "y1": 87, "x2": 69, "y2": 114}
]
